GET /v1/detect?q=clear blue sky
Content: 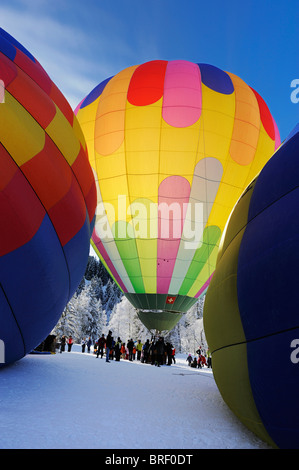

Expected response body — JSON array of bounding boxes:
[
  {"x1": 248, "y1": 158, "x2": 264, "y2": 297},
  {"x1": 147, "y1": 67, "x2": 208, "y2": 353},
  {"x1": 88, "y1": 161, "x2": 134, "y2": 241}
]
[{"x1": 1, "y1": 0, "x2": 298, "y2": 140}]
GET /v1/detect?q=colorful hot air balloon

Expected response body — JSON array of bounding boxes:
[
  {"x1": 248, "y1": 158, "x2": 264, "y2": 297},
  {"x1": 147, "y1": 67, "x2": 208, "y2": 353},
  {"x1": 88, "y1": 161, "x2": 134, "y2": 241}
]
[
  {"x1": 76, "y1": 60, "x2": 280, "y2": 332},
  {"x1": 0, "y1": 28, "x2": 96, "y2": 365},
  {"x1": 203, "y1": 126, "x2": 299, "y2": 449}
]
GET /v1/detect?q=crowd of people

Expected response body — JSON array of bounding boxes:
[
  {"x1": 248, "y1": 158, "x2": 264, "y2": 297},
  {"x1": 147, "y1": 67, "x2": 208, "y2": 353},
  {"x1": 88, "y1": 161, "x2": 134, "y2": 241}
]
[
  {"x1": 94, "y1": 331, "x2": 176, "y2": 367},
  {"x1": 58, "y1": 332, "x2": 212, "y2": 369},
  {"x1": 186, "y1": 347, "x2": 212, "y2": 369}
]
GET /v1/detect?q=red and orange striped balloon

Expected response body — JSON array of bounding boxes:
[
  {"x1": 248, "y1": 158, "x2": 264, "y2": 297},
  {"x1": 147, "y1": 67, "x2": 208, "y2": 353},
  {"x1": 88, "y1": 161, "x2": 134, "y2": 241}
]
[{"x1": 0, "y1": 28, "x2": 96, "y2": 365}]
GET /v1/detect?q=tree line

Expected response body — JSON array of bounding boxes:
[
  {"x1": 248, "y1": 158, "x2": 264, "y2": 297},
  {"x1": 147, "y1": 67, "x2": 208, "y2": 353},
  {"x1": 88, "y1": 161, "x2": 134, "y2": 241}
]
[{"x1": 52, "y1": 255, "x2": 208, "y2": 354}]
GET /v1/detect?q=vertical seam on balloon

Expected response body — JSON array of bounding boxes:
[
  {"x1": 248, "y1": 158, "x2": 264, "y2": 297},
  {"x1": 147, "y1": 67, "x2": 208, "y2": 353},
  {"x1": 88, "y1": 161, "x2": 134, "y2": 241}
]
[
  {"x1": 0, "y1": 282, "x2": 26, "y2": 358},
  {"x1": 157, "y1": 62, "x2": 167, "y2": 295},
  {"x1": 124, "y1": 72, "x2": 144, "y2": 295}
]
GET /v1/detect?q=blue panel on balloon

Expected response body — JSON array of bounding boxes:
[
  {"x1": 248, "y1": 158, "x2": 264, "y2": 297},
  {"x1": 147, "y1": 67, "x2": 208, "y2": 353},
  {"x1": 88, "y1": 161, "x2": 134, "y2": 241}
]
[
  {"x1": 247, "y1": 329, "x2": 299, "y2": 449},
  {"x1": 238, "y1": 188, "x2": 299, "y2": 340},
  {"x1": 0, "y1": 215, "x2": 69, "y2": 358},
  {"x1": 248, "y1": 133, "x2": 299, "y2": 221},
  {"x1": 63, "y1": 211, "x2": 91, "y2": 299}
]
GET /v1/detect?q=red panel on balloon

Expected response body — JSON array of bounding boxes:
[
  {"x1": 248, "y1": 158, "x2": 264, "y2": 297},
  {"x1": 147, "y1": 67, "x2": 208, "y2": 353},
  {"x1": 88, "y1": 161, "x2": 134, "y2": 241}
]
[{"x1": 127, "y1": 60, "x2": 168, "y2": 106}]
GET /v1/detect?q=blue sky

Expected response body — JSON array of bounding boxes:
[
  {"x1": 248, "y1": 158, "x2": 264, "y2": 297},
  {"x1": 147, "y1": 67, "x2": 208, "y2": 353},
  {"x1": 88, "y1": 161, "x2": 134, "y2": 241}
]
[{"x1": 0, "y1": 0, "x2": 298, "y2": 140}]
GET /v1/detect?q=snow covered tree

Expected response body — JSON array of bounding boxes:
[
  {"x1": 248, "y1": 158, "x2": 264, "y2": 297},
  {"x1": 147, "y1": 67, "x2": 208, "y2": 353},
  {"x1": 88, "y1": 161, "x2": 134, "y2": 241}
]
[
  {"x1": 107, "y1": 297, "x2": 149, "y2": 342},
  {"x1": 52, "y1": 253, "x2": 208, "y2": 353},
  {"x1": 52, "y1": 278, "x2": 107, "y2": 343},
  {"x1": 53, "y1": 292, "x2": 87, "y2": 341}
]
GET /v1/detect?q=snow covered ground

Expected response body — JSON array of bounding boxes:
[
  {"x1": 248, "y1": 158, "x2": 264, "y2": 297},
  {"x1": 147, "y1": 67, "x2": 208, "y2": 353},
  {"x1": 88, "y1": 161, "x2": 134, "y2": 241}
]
[{"x1": 0, "y1": 344, "x2": 272, "y2": 450}]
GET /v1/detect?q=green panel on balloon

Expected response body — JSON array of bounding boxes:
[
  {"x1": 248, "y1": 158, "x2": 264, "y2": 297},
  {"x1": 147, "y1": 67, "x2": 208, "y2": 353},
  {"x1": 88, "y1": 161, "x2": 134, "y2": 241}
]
[
  {"x1": 179, "y1": 226, "x2": 221, "y2": 295},
  {"x1": 113, "y1": 224, "x2": 145, "y2": 293}
]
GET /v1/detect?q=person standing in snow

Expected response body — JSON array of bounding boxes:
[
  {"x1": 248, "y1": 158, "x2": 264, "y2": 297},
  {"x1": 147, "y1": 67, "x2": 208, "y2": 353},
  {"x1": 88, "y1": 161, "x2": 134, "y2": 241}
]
[
  {"x1": 136, "y1": 340, "x2": 143, "y2": 361},
  {"x1": 81, "y1": 338, "x2": 86, "y2": 353},
  {"x1": 171, "y1": 346, "x2": 176, "y2": 364},
  {"x1": 120, "y1": 343, "x2": 126, "y2": 359},
  {"x1": 142, "y1": 339, "x2": 150, "y2": 363},
  {"x1": 198, "y1": 354, "x2": 207, "y2": 368},
  {"x1": 96, "y1": 334, "x2": 105, "y2": 358},
  {"x1": 155, "y1": 337, "x2": 164, "y2": 367},
  {"x1": 60, "y1": 335, "x2": 66, "y2": 353},
  {"x1": 105, "y1": 331, "x2": 113, "y2": 362},
  {"x1": 114, "y1": 337, "x2": 122, "y2": 361},
  {"x1": 191, "y1": 357, "x2": 197, "y2": 368},
  {"x1": 67, "y1": 335, "x2": 74, "y2": 352},
  {"x1": 207, "y1": 348, "x2": 212, "y2": 368},
  {"x1": 166, "y1": 342, "x2": 173, "y2": 366},
  {"x1": 186, "y1": 354, "x2": 192, "y2": 366},
  {"x1": 127, "y1": 338, "x2": 134, "y2": 361},
  {"x1": 87, "y1": 337, "x2": 92, "y2": 353}
]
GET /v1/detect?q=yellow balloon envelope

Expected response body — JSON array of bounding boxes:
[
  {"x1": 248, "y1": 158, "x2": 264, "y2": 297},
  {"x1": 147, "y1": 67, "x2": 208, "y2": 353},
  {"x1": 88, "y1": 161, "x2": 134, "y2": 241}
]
[{"x1": 76, "y1": 60, "x2": 280, "y2": 331}]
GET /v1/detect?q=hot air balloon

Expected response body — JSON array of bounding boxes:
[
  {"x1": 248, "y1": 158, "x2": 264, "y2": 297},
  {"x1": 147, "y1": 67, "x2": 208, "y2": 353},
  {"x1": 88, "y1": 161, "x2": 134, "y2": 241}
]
[
  {"x1": 0, "y1": 28, "x2": 96, "y2": 365},
  {"x1": 76, "y1": 60, "x2": 280, "y2": 332},
  {"x1": 203, "y1": 126, "x2": 299, "y2": 449}
]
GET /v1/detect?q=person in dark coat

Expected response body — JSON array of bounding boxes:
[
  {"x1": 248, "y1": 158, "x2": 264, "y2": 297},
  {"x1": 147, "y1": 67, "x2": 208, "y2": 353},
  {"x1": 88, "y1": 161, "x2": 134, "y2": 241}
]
[
  {"x1": 114, "y1": 337, "x2": 122, "y2": 361},
  {"x1": 105, "y1": 331, "x2": 113, "y2": 362},
  {"x1": 142, "y1": 339, "x2": 150, "y2": 363},
  {"x1": 60, "y1": 335, "x2": 66, "y2": 353},
  {"x1": 96, "y1": 334, "x2": 105, "y2": 358},
  {"x1": 127, "y1": 339, "x2": 134, "y2": 361},
  {"x1": 191, "y1": 357, "x2": 197, "y2": 368},
  {"x1": 166, "y1": 342, "x2": 174, "y2": 366},
  {"x1": 186, "y1": 354, "x2": 192, "y2": 366},
  {"x1": 155, "y1": 337, "x2": 165, "y2": 367},
  {"x1": 149, "y1": 340, "x2": 156, "y2": 365},
  {"x1": 87, "y1": 337, "x2": 92, "y2": 353}
]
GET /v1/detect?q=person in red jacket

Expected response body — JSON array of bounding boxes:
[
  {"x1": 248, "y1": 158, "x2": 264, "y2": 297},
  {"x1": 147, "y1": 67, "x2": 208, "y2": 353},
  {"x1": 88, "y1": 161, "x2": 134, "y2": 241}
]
[
  {"x1": 197, "y1": 354, "x2": 207, "y2": 368},
  {"x1": 67, "y1": 335, "x2": 73, "y2": 352},
  {"x1": 171, "y1": 347, "x2": 176, "y2": 364},
  {"x1": 201, "y1": 355, "x2": 207, "y2": 367}
]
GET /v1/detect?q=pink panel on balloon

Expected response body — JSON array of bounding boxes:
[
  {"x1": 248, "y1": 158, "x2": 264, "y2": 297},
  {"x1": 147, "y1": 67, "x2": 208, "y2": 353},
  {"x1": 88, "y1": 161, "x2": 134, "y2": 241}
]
[
  {"x1": 157, "y1": 176, "x2": 190, "y2": 294},
  {"x1": 162, "y1": 60, "x2": 202, "y2": 128},
  {"x1": 92, "y1": 231, "x2": 128, "y2": 293}
]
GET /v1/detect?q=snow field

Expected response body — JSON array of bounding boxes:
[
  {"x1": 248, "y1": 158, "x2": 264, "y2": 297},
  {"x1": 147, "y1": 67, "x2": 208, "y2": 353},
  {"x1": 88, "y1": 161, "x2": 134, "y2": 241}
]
[{"x1": 0, "y1": 345, "x2": 271, "y2": 449}]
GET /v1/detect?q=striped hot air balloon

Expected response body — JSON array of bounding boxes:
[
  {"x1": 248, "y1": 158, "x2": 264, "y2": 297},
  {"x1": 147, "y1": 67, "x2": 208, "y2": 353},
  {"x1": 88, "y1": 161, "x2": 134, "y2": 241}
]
[{"x1": 76, "y1": 60, "x2": 280, "y2": 332}]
